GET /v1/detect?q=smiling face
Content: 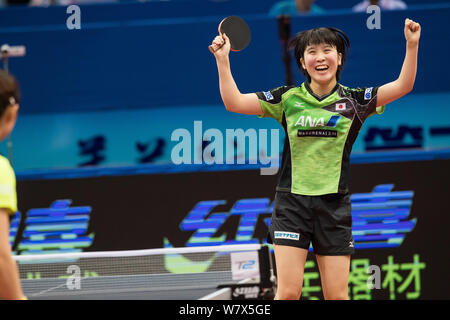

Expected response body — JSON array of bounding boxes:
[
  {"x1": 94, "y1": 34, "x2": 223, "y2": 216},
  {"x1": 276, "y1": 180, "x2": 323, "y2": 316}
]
[
  {"x1": 300, "y1": 43, "x2": 342, "y2": 86},
  {"x1": 289, "y1": 27, "x2": 350, "y2": 84}
]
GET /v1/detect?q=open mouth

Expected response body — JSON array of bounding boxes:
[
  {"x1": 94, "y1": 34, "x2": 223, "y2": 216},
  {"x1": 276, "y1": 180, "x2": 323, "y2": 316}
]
[{"x1": 315, "y1": 65, "x2": 329, "y2": 72}]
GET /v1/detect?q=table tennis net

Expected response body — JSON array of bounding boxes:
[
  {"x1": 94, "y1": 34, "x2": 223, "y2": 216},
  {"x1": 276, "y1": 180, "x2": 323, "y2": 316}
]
[{"x1": 13, "y1": 244, "x2": 266, "y2": 300}]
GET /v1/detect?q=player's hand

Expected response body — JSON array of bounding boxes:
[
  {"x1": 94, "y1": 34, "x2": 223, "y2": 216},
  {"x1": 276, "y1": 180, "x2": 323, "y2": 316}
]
[
  {"x1": 404, "y1": 18, "x2": 421, "y2": 45},
  {"x1": 210, "y1": 33, "x2": 231, "y2": 59}
]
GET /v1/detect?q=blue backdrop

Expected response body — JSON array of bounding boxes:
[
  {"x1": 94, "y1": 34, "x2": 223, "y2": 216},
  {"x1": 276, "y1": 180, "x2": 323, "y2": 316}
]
[
  {"x1": 0, "y1": 1, "x2": 449, "y2": 171},
  {"x1": 0, "y1": 3, "x2": 449, "y2": 114}
]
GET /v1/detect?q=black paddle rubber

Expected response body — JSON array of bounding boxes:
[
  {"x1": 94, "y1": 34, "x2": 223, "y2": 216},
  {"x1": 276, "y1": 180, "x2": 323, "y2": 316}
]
[{"x1": 209, "y1": 16, "x2": 251, "y2": 53}]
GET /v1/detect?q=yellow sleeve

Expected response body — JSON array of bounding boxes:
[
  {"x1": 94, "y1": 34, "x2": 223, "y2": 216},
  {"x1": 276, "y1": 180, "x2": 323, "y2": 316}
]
[{"x1": 0, "y1": 155, "x2": 17, "y2": 214}]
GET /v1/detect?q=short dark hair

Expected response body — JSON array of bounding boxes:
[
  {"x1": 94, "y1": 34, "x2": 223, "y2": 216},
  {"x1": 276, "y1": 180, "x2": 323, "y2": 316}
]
[
  {"x1": 289, "y1": 27, "x2": 350, "y2": 82},
  {"x1": 0, "y1": 70, "x2": 20, "y2": 117}
]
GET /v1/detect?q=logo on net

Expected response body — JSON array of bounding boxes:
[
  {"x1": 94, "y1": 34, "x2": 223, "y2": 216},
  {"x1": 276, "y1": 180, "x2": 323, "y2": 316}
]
[{"x1": 232, "y1": 286, "x2": 260, "y2": 299}]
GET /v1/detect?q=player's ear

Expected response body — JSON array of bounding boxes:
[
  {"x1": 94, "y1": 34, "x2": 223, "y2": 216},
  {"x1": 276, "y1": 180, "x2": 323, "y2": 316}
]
[
  {"x1": 0, "y1": 104, "x2": 19, "y2": 140},
  {"x1": 300, "y1": 57, "x2": 306, "y2": 69},
  {"x1": 6, "y1": 104, "x2": 19, "y2": 123},
  {"x1": 338, "y1": 52, "x2": 342, "y2": 66}
]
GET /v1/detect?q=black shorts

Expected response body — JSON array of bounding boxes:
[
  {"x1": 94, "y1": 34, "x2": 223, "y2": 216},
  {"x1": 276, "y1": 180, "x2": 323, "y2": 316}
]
[{"x1": 267, "y1": 191, "x2": 354, "y2": 256}]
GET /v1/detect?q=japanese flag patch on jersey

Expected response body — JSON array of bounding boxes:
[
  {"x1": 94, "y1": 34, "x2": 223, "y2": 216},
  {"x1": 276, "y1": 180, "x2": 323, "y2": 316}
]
[{"x1": 335, "y1": 102, "x2": 346, "y2": 111}]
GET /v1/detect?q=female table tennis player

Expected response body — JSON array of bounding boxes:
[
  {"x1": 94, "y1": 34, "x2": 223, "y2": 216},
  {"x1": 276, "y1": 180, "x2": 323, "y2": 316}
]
[
  {"x1": 210, "y1": 18, "x2": 420, "y2": 299},
  {"x1": 0, "y1": 70, "x2": 25, "y2": 300}
]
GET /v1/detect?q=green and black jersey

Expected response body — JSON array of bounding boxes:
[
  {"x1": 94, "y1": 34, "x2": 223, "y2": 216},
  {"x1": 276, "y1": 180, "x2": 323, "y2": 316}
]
[{"x1": 256, "y1": 81, "x2": 385, "y2": 196}]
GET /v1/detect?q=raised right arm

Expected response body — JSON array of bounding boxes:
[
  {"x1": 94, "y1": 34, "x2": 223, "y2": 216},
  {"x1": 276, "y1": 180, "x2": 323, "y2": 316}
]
[{"x1": 211, "y1": 34, "x2": 263, "y2": 115}]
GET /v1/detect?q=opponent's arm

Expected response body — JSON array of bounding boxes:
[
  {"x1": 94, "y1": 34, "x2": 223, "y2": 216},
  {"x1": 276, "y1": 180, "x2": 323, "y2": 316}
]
[
  {"x1": 211, "y1": 34, "x2": 262, "y2": 115},
  {"x1": 377, "y1": 18, "x2": 421, "y2": 107},
  {"x1": 0, "y1": 209, "x2": 24, "y2": 300}
]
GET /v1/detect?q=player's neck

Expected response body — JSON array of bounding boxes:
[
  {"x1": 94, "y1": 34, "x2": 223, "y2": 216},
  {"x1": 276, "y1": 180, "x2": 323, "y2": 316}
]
[{"x1": 308, "y1": 79, "x2": 338, "y2": 98}]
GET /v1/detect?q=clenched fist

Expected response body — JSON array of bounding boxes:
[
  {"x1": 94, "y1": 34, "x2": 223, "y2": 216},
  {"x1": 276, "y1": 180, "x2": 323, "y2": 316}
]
[
  {"x1": 404, "y1": 18, "x2": 421, "y2": 45},
  {"x1": 210, "y1": 33, "x2": 231, "y2": 59}
]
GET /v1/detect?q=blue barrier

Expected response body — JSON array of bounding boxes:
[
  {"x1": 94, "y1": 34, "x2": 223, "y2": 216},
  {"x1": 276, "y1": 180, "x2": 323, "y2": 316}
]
[
  {"x1": 1, "y1": 91, "x2": 449, "y2": 171},
  {"x1": 0, "y1": 0, "x2": 278, "y2": 27},
  {"x1": 15, "y1": 148, "x2": 450, "y2": 180}
]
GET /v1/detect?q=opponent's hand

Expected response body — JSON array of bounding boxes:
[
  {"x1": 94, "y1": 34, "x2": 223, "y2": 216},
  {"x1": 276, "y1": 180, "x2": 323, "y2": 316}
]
[
  {"x1": 210, "y1": 33, "x2": 231, "y2": 59},
  {"x1": 404, "y1": 18, "x2": 421, "y2": 45}
]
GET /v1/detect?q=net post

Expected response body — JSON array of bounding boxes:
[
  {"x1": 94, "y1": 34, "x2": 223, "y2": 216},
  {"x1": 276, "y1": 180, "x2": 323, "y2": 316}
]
[{"x1": 258, "y1": 245, "x2": 272, "y2": 289}]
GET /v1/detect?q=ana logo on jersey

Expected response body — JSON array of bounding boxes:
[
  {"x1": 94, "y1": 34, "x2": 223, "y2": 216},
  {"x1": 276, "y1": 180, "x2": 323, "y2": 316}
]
[
  {"x1": 295, "y1": 116, "x2": 324, "y2": 127},
  {"x1": 295, "y1": 115, "x2": 341, "y2": 128}
]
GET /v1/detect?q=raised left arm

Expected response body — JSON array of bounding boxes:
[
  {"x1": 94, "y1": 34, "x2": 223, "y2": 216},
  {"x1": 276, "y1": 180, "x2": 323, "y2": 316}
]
[{"x1": 377, "y1": 18, "x2": 421, "y2": 107}]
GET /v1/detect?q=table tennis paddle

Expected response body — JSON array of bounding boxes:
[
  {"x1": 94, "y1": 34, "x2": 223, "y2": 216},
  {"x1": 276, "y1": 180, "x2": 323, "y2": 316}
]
[{"x1": 209, "y1": 16, "x2": 251, "y2": 54}]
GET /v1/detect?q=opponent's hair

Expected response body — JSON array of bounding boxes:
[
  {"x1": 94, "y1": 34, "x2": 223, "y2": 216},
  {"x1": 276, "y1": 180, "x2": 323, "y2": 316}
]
[
  {"x1": 289, "y1": 27, "x2": 350, "y2": 82},
  {"x1": 0, "y1": 70, "x2": 20, "y2": 117}
]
